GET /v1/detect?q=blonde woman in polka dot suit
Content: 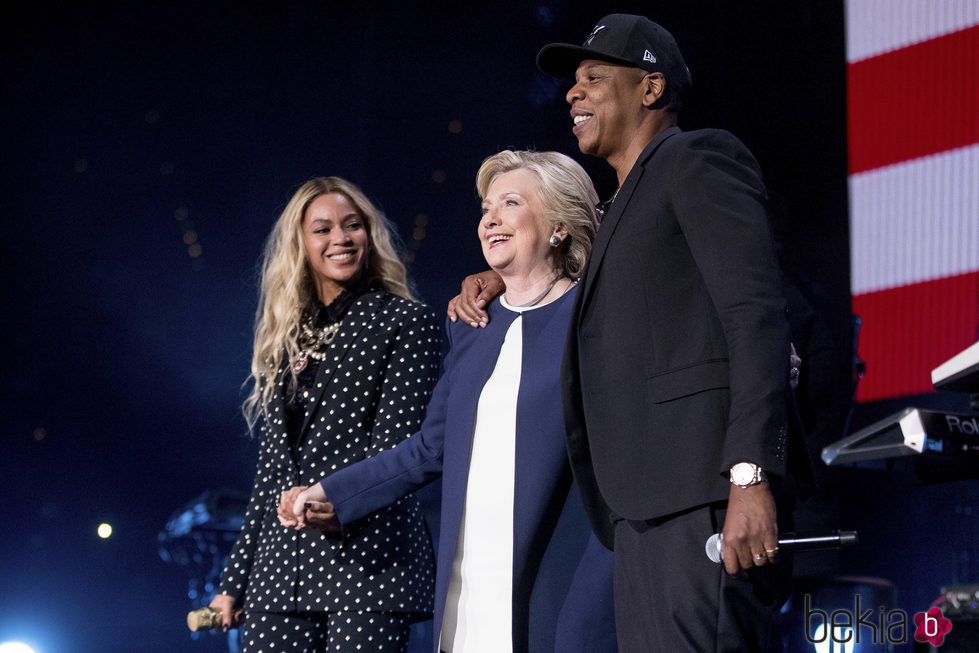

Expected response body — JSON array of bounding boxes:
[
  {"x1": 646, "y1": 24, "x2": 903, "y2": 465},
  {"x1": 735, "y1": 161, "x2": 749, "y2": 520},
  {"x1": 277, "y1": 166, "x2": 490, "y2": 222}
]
[{"x1": 209, "y1": 177, "x2": 441, "y2": 652}]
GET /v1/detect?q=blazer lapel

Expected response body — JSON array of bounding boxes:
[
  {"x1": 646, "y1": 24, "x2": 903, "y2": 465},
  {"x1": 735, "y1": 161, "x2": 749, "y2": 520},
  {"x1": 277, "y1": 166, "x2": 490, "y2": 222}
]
[
  {"x1": 297, "y1": 292, "x2": 387, "y2": 439},
  {"x1": 579, "y1": 127, "x2": 680, "y2": 313},
  {"x1": 264, "y1": 368, "x2": 299, "y2": 483}
]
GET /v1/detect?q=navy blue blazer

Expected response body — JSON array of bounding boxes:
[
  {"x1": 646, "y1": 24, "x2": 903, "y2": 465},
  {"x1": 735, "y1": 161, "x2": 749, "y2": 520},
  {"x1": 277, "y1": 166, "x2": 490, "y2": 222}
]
[{"x1": 321, "y1": 289, "x2": 615, "y2": 653}]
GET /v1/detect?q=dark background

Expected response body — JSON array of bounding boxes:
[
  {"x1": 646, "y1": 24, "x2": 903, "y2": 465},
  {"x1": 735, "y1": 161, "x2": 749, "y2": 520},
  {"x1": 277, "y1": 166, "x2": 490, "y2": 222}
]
[{"x1": 2, "y1": 2, "x2": 972, "y2": 652}]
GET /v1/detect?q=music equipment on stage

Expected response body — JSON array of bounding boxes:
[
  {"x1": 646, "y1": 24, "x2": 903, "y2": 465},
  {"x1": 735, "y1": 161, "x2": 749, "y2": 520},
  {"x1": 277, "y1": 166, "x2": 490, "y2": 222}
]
[
  {"x1": 187, "y1": 606, "x2": 224, "y2": 632},
  {"x1": 932, "y1": 341, "x2": 979, "y2": 395},
  {"x1": 821, "y1": 407, "x2": 979, "y2": 466},
  {"x1": 935, "y1": 584, "x2": 979, "y2": 619},
  {"x1": 821, "y1": 339, "x2": 979, "y2": 479}
]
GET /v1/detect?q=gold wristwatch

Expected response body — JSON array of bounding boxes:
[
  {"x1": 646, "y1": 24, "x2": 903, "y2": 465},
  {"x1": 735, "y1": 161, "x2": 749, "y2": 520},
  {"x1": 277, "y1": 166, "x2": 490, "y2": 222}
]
[{"x1": 729, "y1": 462, "x2": 766, "y2": 488}]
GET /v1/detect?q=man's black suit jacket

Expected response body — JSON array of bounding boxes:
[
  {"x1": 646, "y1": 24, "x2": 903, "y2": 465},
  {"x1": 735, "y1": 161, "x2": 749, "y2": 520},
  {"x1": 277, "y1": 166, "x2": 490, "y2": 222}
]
[{"x1": 562, "y1": 126, "x2": 793, "y2": 548}]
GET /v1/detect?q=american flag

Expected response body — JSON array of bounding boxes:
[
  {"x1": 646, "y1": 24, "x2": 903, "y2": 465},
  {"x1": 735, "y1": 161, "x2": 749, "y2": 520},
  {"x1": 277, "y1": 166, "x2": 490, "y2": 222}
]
[{"x1": 846, "y1": 0, "x2": 979, "y2": 401}]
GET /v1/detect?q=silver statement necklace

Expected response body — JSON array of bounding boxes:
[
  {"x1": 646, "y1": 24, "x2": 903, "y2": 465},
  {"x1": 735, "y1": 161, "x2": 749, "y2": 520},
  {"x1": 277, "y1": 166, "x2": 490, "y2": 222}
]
[{"x1": 293, "y1": 318, "x2": 341, "y2": 372}]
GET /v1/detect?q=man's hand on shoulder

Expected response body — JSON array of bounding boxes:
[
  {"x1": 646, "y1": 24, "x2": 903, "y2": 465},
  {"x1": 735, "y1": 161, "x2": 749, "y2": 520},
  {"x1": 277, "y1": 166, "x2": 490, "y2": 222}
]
[{"x1": 446, "y1": 270, "x2": 505, "y2": 328}]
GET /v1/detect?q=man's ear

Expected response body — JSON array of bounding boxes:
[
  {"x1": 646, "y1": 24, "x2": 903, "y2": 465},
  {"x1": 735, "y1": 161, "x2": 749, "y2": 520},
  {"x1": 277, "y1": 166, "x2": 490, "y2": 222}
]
[{"x1": 642, "y1": 72, "x2": 667, "y2": 108}]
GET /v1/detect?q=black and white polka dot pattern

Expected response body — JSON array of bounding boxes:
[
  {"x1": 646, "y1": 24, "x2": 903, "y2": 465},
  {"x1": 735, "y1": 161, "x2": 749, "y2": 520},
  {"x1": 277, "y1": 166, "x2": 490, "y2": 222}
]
[
  {"x1": 220, "y1": 292, "x2": 440, "y2": 622},
  {"x1": 242, "y1": 610, "x2": 410, "y2": 652}
]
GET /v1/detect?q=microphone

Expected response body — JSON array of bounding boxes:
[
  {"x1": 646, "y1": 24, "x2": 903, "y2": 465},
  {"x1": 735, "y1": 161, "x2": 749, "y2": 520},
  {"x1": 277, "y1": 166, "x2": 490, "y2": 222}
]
[
  {"x1": 187, "y1": 606, "x2": 223, "y2": 631},
  {"x1": 705, "y1": 530, "x2": 858, "y2": 563}
]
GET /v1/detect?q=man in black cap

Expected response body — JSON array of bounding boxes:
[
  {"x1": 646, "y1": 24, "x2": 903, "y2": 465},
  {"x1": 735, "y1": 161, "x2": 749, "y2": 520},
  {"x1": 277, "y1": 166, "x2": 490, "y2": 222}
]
[
  {"x1": 537, "y1": 14, "x2": 795, "y2": 652},
  {"x1": 450, "y1": 13, "x2": 799, "y2": 652}
]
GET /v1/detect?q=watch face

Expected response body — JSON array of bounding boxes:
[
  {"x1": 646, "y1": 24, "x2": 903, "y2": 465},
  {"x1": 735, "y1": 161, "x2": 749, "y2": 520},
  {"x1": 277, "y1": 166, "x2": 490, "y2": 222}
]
[{"x1": 732, "y1": 463, "x2": 754, "y2": 485}]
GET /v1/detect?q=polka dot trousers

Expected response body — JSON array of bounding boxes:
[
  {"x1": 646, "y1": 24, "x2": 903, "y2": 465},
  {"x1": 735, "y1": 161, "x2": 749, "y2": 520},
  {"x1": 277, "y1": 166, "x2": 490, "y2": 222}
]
[{"x1": 241, "y1": 610, "x2": 410, "y2": 652}]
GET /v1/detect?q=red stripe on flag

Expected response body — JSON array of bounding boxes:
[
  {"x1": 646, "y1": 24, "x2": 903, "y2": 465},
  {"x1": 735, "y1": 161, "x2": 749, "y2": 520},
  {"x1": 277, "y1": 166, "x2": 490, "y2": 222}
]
[
  {"x1": 848, "y1": 25, "x2": 979, "y2": 175},
  {"x1": 852, "y1": 271, "x2": 979, "y2": 402}
]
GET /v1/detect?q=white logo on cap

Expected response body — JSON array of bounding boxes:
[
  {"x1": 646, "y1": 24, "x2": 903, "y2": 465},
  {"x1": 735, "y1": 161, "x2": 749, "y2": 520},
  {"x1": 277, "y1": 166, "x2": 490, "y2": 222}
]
[
  {"x1": 585, "y1": 25, "x2": 606, "y2": 45},
  {"x1": 643, "y1": 49, "x2": 657, "y2": 64}
]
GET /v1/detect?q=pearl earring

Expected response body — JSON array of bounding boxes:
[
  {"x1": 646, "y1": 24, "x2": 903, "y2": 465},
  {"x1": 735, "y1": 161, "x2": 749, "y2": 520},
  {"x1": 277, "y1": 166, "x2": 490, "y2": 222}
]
[{"x1": 549, "y1": 235, "x2": 561, "y2": 247}]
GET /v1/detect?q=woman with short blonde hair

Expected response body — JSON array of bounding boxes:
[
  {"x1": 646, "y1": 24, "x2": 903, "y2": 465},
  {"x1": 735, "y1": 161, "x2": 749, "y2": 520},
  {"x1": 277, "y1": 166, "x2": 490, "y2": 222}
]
[{"x1": 475, "y1": 150, "x2": 597, "y2": 280}]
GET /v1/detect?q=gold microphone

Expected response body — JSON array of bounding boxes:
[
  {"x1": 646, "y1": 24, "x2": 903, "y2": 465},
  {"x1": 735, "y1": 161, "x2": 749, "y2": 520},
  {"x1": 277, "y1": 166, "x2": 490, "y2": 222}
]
[{"x1": 187, "y1": 606, "x2": 223, "y2": 631}]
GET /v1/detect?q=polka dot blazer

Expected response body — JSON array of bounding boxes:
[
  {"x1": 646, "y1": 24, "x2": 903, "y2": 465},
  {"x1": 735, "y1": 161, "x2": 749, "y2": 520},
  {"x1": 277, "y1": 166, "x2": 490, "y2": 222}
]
[{"x1": 219, "y1": 291, "x2": 441, "y2": 618}]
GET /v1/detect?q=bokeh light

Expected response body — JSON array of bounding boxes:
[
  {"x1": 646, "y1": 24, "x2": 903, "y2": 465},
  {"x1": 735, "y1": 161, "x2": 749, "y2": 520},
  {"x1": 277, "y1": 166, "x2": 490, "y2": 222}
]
[{"x1": 97, "y1": 523, "x2": 113, "y2": 539}]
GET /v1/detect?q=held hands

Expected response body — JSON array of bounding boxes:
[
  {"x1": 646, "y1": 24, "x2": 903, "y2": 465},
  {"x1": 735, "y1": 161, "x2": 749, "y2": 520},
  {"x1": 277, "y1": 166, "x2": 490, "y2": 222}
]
[
  {"x1": 278, "y1": 485, "x2": 340, "y2": 532},
  {"x1": 446, "y1": 270, "x2": 505, "y2": 328},
  {"x1": 303, "y1": 498, "x2": 340, "y2": 532},
  {"x1": 720, "y1": 482, "x2": 778, "y2": 576},
  {"x1": 277, "y1": 486, "x2": 307, "y2": 527}
]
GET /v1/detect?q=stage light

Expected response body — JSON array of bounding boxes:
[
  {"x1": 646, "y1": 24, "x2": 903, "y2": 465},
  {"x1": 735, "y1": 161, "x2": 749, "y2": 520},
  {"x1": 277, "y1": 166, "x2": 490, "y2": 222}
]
[
  {"x1": 97, "y1": 523, "x2": 113, "y2": 539},
  {"x1": 0, "y1": 642, "x2": 38, "y2": 653}
]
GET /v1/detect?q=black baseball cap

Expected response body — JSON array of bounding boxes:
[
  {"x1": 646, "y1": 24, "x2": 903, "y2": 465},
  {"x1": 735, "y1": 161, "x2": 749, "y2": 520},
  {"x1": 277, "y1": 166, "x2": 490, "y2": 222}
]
[{"x1": 537, "y1": 14, "x2": 692, "y2": 97}]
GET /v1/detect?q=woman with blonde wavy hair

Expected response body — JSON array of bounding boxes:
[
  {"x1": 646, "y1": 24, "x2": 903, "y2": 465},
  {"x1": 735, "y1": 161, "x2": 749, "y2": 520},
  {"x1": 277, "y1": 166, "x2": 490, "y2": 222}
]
[{"x1": 210, "y1": 176, "x2": 441, "y2": 653}]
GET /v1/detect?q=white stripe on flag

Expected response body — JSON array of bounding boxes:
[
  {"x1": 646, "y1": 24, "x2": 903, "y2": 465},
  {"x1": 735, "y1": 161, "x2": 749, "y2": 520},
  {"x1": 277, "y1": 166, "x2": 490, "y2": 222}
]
[
  {"x1": 846, "y1": 0, "x2": 979, "y2": 62},
  {"x1": 850, "y1": 143, "x2": 979, "y2": 295}
]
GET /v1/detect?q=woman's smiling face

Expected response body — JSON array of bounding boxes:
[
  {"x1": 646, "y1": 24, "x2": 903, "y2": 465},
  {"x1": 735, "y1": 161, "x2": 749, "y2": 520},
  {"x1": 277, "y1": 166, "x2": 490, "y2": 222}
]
[
  {"x1": 478, "y1": 168, "x2": 555, "y2": 278},
  {"x1": 302, "y1": 192, "x2": 370, "y2": 303}
]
